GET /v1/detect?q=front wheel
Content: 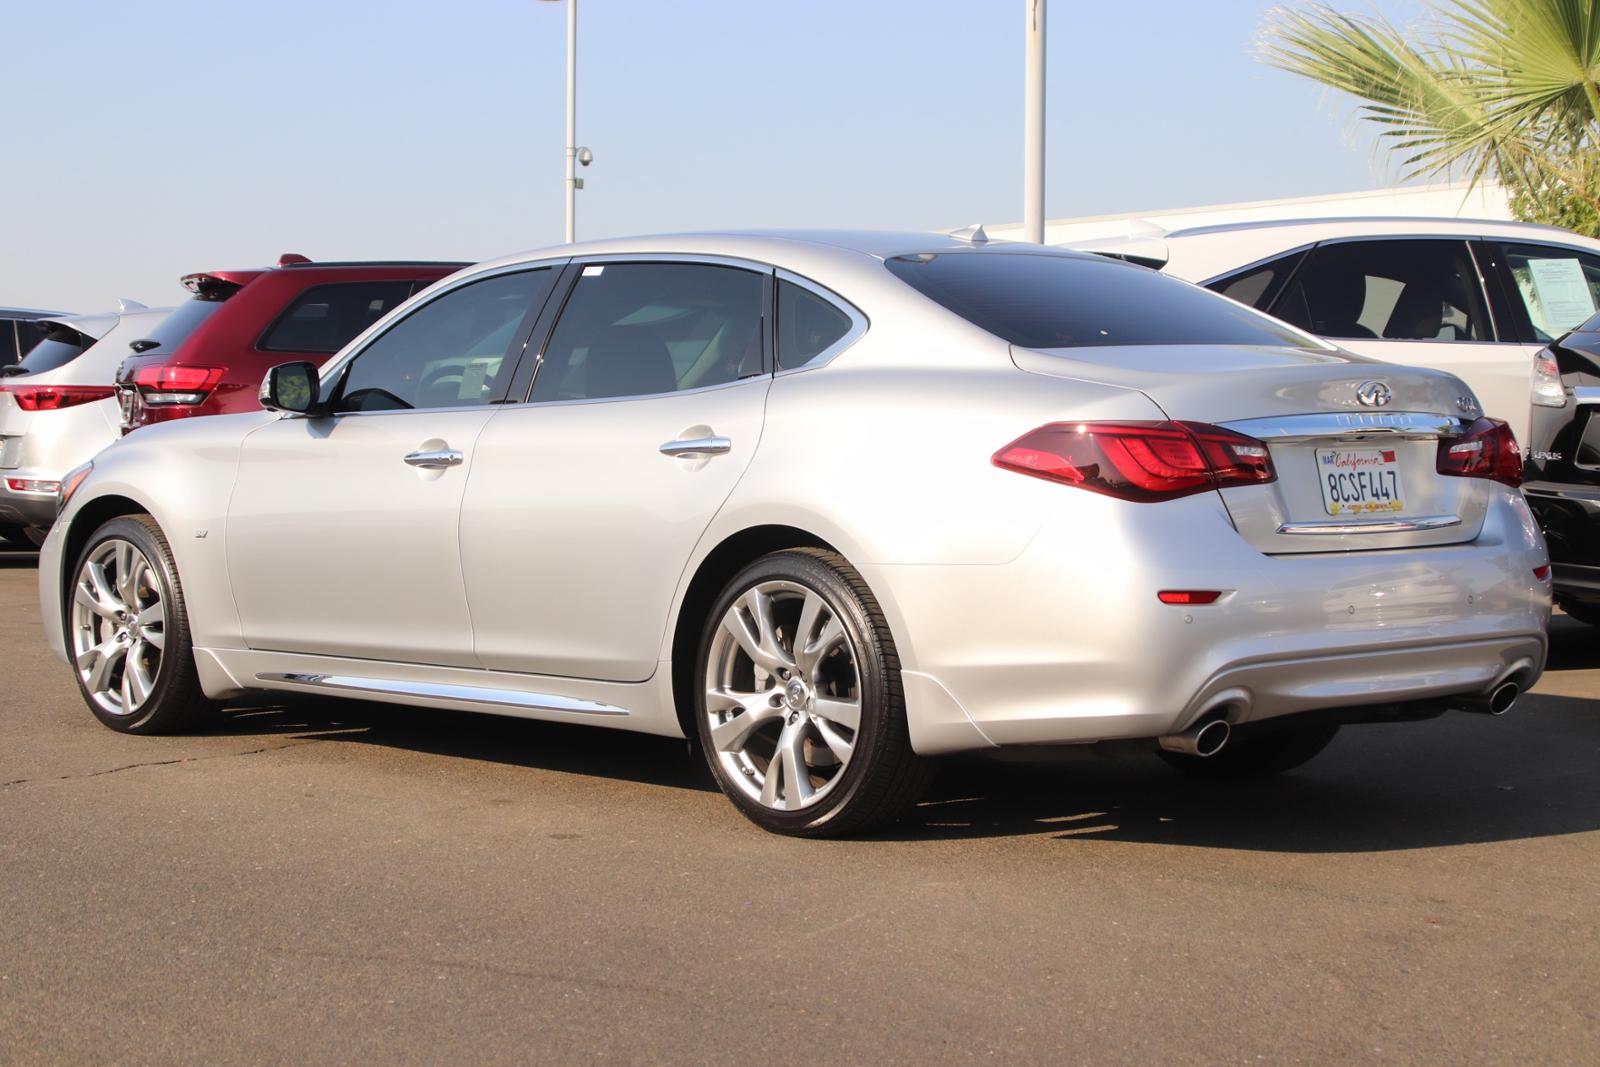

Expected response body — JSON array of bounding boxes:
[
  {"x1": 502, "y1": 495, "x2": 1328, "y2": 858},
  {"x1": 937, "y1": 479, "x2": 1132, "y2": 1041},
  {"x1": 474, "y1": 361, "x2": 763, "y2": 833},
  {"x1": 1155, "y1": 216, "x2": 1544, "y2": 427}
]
[
  {"x1": 1158, "y1": 723, "x2": 1341, "y2": 779},
  {"x1": 694, "y1": 549, "x2": 935, "y2": 837},
  {"x1": 68, "y1": 515, "x2": 216, "y2": 733}
]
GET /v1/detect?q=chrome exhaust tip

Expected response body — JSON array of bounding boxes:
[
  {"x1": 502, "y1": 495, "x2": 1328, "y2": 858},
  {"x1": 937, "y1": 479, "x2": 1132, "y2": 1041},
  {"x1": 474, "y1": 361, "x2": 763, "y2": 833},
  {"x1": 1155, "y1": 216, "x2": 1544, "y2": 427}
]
[
  {"x1": 1460, "y1": 681, "x2": 1520, "y2": 716},
  {"x1": 1159, "y1": 717, "x2": 1231, "y2": 758}
]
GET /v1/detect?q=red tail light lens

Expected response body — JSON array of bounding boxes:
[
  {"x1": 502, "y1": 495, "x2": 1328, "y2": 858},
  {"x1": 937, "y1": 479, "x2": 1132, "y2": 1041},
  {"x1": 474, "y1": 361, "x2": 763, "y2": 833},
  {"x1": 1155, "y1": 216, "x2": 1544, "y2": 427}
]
[
  {"x1": 1436, "y1": 417, "x2": 1521, "y2": 487},
  {"x1": 0, "y1": 384, "x2": 116, "y2": 411},
  {"x1": 1158, "y1": 590, "x2": 1223, "y2": 605},
  {"x1": 131, "y1": 365, "x2": 225, "y2": 406},
  {"x1": 993, "y1": 421, "x2": 1276, "y2": 501}
]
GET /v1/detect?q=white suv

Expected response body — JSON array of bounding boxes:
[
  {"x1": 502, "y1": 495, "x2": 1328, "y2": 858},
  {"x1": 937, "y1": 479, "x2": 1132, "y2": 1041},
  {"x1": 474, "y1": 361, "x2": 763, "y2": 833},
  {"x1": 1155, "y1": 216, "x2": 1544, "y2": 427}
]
[{"x1": 1077, "y1": 217, "x2": 1600, "y2": 445}]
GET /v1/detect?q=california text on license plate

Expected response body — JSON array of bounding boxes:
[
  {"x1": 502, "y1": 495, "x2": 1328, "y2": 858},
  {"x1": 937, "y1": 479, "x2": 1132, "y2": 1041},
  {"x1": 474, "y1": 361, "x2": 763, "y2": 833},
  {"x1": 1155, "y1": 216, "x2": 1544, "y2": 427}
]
[{"x1": 1317, "y1": 447, "x2": 1404, "y2": 516}]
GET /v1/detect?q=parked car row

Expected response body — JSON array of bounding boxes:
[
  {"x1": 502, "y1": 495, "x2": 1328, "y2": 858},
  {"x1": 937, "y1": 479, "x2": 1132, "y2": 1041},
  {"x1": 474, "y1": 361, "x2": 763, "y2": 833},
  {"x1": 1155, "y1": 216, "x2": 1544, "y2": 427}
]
[{"x1": 34, "y1": 228, "x2": 1552, "y2": 835}]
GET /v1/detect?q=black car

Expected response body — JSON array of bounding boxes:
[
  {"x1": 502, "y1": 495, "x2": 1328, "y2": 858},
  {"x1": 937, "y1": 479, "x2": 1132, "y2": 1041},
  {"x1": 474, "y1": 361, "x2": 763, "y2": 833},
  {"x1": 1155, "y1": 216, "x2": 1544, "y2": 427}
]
[{"x1": 1524, "y1": 311, "x2": 1600, "y2": 623}]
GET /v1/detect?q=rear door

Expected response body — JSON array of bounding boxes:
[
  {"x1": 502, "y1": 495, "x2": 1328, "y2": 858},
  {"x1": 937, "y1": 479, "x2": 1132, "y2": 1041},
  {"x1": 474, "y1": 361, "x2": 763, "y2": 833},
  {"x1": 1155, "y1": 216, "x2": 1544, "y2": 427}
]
[
  {"x1": 460, "y1": 258, "x2": 772, "y2": 681},
  {"x1": 225, "y1": 266, "x2": 558, "y2": 666}
]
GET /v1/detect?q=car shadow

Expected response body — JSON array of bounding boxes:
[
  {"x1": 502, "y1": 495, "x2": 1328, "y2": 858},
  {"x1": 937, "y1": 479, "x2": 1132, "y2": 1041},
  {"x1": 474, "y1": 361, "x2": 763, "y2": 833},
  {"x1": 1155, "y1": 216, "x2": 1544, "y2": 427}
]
[
  {"x1": 205, "y1": 687, "x2": 1600, "y2": 852},
  {"x1": 1546, "y1": 612, "x2": 1600, "y2": 670}
]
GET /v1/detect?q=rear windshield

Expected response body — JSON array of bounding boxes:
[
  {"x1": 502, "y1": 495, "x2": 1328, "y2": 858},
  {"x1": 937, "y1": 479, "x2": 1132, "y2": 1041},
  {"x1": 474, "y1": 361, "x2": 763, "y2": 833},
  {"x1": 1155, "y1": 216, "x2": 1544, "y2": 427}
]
[
  {"x1": 9, "y1": 325, "x2": 93, "y2": 375},
  {"x1": 885, "y1": 252, "x2": 1313, "y2": 349},
  {"x1": 134, "y1": 295, "x2": 229, "y2": 356}
]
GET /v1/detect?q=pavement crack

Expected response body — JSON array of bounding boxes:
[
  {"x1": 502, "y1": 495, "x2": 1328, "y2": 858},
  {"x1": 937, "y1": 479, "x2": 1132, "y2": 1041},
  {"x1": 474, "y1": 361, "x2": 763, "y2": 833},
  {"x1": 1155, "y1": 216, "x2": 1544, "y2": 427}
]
[{"x1": 1, "y1": 739, "x2": 316, "y2": 788}]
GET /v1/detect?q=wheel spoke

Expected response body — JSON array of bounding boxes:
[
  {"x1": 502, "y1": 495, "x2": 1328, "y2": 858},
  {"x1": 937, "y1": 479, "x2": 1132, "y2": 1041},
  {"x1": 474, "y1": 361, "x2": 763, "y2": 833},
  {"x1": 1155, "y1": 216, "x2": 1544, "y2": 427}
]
[
  {"x1": 812, "y1": 695, "x2": 860, "y2": 733},
  {"x1": 775, "y1": 729, "x2": 811, "y2": 810},
  {"x1": 126, "y1": 647, "x2": 153, "y2": 706},
  {"x1": 85, "y1": 561, "x2": 125, "y2": 615},
  {"x1": 113, "y1": 543, "x2": 136, "y2": 603},
  {"x1": 814, "y1": 718, "x2": 855, "y2": 764},
  {"x1": 799, "y1": 616, "x2": 845, "y2": 682},
  {"x1": 74, "y1": 581, "x2": 118, "y2": 621},
  {"x1": 720, "y1": 591, "x2": 792, "y2": 675},
  {"x1": 744, "y1": 587, "x2": 794, "y2": 670},
  {"x1": 82, "y1": 639, "x2": 126, "y2": 695},
  {"x1": 707, "y1": 691, "x2": 781, "y2": 752}
]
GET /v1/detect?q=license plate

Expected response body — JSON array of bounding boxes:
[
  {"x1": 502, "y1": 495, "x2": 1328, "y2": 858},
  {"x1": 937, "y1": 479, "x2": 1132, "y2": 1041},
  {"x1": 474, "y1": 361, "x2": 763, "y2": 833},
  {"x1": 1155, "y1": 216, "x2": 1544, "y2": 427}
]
[{"x1": 1316, "y1": 447, "x2": 1404, "y2": 516}]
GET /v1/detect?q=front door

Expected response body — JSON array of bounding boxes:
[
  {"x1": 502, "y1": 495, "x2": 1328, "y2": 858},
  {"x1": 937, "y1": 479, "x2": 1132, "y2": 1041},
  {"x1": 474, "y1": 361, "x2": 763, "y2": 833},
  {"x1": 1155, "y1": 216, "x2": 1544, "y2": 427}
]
[
  {"x1": 226, "y1": 267, "x2": 558, "y2": 667},
  {"x1": 461, "y1": 260, "x2": 771, "y2": 681}
]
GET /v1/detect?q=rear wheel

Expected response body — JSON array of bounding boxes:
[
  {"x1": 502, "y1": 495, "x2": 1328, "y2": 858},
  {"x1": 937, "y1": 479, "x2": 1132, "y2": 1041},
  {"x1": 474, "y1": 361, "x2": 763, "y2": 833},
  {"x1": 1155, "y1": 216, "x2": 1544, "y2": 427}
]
[
  {"x1": 1158, "y1": 723, "x2": 1340, "y2": 779},
  {"x1": 68, "y1": 515, "x2": 216, "y2": 733},
  {"x1": 694, "y1": 549, "x2": 935, "y2": 837}
]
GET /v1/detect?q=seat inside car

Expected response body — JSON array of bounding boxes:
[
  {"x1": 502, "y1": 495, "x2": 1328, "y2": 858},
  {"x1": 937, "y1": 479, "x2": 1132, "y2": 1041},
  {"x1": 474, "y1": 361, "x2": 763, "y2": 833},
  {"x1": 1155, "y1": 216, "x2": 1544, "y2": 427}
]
[
  {"x1": 579, "y1": 324, "x2": 677, "y2": 399},
  {"x1": 1304, "y1": 268, "x2": 1378, "y2": 339}
]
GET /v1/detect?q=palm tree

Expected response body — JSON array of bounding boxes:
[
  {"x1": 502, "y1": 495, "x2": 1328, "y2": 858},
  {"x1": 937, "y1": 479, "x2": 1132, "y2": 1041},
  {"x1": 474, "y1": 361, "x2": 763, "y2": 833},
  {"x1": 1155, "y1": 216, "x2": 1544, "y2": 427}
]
[{"x1": 1260, "y1": 0, "x2": 1600, "y2": 233}]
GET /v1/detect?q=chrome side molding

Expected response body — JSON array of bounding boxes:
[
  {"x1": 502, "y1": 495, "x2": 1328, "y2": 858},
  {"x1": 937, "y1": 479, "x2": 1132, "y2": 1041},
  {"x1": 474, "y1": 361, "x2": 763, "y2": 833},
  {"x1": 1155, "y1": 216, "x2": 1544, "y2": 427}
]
[
  {"x1": 255, "y1": 672, "x2": 630, "y2": 716},
  {"x1": 1226, "y1": 411, "x2": 1466, "y2": 442},
  {"x1": 1277, "y1": 514, "x2": 1462, "y2": 536}
]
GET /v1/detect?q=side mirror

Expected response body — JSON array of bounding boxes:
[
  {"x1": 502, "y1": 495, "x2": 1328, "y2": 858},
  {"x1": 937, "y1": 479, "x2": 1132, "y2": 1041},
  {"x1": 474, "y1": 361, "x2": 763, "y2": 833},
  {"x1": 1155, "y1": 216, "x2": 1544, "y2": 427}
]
[{"x1": 260, "y1": 361, "x2": 321, "y2": 415}]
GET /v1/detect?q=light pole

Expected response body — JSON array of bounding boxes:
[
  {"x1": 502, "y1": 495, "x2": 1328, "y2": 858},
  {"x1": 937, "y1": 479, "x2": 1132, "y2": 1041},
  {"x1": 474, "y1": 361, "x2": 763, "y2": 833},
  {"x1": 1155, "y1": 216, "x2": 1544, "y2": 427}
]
[
  {"x1": 1023, "y1": 0, "x2": 1046, "y2": 244},
  {"x1": 540, "y1": 0, "x2": 589, "y2": 242}
]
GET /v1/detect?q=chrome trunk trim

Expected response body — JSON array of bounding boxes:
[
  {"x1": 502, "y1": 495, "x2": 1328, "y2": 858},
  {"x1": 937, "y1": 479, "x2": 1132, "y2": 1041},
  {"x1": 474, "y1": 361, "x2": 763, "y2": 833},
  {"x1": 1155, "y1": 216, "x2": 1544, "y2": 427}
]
[
  {"x1": 1225, "y1": 411, "x2": 1466, "y2": 442},
  {"x1": 254, "y1": 672, "x2": 630, "y2": 716},
  {"x1": 1276, "y1": 514, "x2": 1462, "y2": 535}
]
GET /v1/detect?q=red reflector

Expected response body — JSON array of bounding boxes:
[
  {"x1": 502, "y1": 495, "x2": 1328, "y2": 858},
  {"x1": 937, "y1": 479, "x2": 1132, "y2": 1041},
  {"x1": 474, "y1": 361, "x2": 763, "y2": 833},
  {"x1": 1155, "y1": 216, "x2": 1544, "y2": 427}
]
[
  {"x1": 1437, "y1": 417, "x2": 1522, "y2": 487},
  {"x1": 6, "y1": 477, "x2": 61, "y2": 494},
  {"x1": 1157, "y1": 590, "x2": 1223, "y2": 605},
  {"x1": 1533, "y1": 564, "x2": 1552, "y2": 582},
  {"x1": 0, "y1": 384, "x2": 116, "y2": 411},
  {"x1": 993, "y1": 421, "x2": 1275, "y2": 502}
]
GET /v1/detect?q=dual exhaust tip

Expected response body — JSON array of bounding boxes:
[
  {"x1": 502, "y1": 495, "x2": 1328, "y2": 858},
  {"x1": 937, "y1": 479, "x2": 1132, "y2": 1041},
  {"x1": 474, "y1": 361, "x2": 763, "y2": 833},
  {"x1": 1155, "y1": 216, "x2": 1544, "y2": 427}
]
[{"x1": 1160, "y1": 679, "x2": 1522, "y2": 758}]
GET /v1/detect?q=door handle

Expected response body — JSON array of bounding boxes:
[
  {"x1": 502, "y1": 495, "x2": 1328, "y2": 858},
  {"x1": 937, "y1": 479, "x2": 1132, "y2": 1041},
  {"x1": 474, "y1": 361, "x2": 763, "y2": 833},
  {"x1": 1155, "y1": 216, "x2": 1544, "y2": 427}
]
[
  {"x1": 404, "y1": 449, "x2": 464, "y2": 469},
  {"x1": 659, "y1": 435, "x2": 732, "y2": 458}
]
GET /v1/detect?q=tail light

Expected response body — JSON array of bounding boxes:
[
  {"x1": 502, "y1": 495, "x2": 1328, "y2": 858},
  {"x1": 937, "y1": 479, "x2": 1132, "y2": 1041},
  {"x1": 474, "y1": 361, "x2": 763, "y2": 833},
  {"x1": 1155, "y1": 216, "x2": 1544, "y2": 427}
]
[
  {"x1": 1437, "y1": 417, "x2": 1522, "y2": 487},
  {"x1": 131, "y1": 365, "x2": 225, "y2": 406},
  {"x1": 1531, "y1": 350, "x2": 1566, "y2": 408},
  {"x1": 0, "y1": 384, "x2": 116, "y2": 411},
  {"x1": 992, "y1": 421, "x2": 1276, "y2": 501}
]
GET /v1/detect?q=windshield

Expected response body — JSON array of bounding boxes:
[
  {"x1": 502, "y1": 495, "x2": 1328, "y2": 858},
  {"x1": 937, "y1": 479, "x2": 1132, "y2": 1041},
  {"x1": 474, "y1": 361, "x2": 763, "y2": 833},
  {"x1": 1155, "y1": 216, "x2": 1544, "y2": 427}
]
[
  {"x1": 8, "y1": 325, "x2": 93, "y2": 375},
  {"x1": 886, "y1": 252, "x2": 1316, "y2": 349},
  {"x1": 134, "y1": 295, "x2": 229, "y2": 356}
]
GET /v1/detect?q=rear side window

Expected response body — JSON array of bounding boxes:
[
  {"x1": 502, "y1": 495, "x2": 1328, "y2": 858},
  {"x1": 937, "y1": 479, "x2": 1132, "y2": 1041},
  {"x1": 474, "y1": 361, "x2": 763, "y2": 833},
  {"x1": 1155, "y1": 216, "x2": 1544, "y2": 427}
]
[
  {"x1": 137, "y1": 296, "x2": 230, "y2": 355},
  {"x1": 1493, "y1": 243, "x2": 1600, "y2": 343},
  {"x1": 1269, "y1": 240, "x2": 1489, "y2": 342},
  {"x1": 258, "y1": 281, "x2": 416, "y2": 353},
  {"x1": 777, "y1": 279, "x2": 855, "y2": 368},
  {"x1": 12, "y1": 325, "x2": 93, "y2": 374},
  {"x1": 0, "y1": 322, "x2": 16, "y2": 366},
  {"x1": 886, "y1": 252, "x2": 1310, "y2": 349}
]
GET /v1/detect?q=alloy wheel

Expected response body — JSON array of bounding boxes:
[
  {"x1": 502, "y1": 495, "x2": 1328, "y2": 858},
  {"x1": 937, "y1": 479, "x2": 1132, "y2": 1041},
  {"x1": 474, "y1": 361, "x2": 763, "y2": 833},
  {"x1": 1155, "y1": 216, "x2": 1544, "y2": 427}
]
[
  {"x1": 704, "y1": 579, "x2": 862, "y2": 811},
  {"x1": 71, "y1": 538, "x2": 166, "y2": 716}
]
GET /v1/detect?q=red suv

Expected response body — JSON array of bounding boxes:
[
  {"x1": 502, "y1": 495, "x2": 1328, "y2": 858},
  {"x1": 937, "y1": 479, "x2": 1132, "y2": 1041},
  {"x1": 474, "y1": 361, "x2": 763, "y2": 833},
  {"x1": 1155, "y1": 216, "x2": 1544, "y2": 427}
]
[{"x1": 116, "y1": 254, "x2": 466, "y2": 431}]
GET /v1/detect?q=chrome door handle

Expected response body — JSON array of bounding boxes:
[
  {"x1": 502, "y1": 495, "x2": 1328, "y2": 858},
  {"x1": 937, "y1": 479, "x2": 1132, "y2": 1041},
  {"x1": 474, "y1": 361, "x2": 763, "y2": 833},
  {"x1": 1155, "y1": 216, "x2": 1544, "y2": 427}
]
[
  {"x1": 404, "y1": 449, "x2": 464, "y2": 469},
  {"x1": 659, "y1": 435, "x2": 731, "y2": 458}
]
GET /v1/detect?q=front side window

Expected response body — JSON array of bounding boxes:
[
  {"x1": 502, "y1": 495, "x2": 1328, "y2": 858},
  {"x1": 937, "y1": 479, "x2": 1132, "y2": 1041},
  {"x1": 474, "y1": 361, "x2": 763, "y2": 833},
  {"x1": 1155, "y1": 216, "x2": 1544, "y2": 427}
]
[
  {"x1": 1494, "y1": 243, "x2": 1600, "y2": 343},
  {"x1": 333, "y1": 269, "x2": 551, "y2": 413},
  {"x1": 776, "y1": 279, "x2": 854, "y2": 368},
  {"x1": 886, "y1": 252, "x2": 1311, "y2": 349},
  {"x1": 1270, "y1": 240, "x2": 1489, "y2": 342},
  {"x1": 531, "y1": 263, "x2": 765, "y2": 402},
  {"x1": 259, "y1": 281, "x2": 415, "y2": 353}
]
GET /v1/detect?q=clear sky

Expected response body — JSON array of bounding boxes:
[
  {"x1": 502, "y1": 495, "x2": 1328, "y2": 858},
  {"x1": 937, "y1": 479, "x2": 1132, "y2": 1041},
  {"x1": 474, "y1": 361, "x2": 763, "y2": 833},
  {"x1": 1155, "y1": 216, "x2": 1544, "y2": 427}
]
[{"x1": 1, "y1": 0, "x2": 1422, "y2": 312}]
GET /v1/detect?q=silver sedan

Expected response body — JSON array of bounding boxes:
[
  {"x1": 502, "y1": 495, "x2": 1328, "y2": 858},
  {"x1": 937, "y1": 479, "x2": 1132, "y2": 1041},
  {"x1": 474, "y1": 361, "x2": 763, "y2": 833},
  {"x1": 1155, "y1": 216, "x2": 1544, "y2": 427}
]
[{"x1": 37, "y1": 231, "x2": 1550, "y2": 835}]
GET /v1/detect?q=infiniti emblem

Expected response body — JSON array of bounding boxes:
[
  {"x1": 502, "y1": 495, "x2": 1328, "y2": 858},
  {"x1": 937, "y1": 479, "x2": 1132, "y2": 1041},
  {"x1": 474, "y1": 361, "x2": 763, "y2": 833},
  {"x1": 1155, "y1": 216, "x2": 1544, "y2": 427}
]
[
  {"x1": 785, "y1": 680, "x2": 809, "y2": 709},
  {"x1": 1355, "y1": 380, "x2": 1393, "y2": 408}
]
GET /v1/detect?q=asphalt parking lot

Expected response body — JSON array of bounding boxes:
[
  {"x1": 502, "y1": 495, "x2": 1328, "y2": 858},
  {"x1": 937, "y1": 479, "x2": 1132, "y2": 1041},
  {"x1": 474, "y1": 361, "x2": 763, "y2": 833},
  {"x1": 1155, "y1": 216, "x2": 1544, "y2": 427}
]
[{"x1": 2, "y1": 549, "x2": 1598, "y2": 1065}]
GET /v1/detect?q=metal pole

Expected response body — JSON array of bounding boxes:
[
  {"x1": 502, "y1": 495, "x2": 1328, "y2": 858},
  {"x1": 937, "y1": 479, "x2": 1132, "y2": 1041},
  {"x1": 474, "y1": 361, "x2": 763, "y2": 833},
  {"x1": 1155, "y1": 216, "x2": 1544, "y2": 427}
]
[
  {"x1": 1023, "y1": 0, "x2": 1046, "y2": 244},
  {"x1": 565, "y1": 0, "x2": 577, "y2": 243}
]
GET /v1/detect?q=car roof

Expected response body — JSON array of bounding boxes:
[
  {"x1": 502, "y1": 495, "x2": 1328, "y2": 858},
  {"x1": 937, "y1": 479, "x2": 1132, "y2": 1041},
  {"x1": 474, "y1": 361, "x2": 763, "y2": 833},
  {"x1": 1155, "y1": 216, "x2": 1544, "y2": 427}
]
[
  {"x1": 1162, "y1": 215, "x2": 1594, "y2": 242},
  {"x1": 0, "y1": 307, "x2": 69, "y2": 319}
]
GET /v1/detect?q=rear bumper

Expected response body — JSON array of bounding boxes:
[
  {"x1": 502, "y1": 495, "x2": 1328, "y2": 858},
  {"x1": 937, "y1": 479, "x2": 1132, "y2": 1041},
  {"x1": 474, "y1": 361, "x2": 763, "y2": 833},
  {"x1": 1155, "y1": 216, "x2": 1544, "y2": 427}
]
[
  {"x1": 868, "y1": 486, "x2": 1550, "y2": 756},
  {"x1": 0, "y1": 471, "x2": 60, "y2": 529}
]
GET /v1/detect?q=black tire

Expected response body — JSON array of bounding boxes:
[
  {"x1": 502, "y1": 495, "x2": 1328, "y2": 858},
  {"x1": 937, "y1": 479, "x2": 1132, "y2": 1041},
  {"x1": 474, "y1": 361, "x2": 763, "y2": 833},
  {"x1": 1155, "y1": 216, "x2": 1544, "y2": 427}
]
[
  {"x1": 1158, "y1": 723, "x2": 1341, "y2": 779},
  {"x1": 1558, "y1": 600, "x2": 1600, "y2": 628},
  {"x1": 694, "y1": 548, "x2": 936, "y2": 837},
  {"x1": 67, "y1": 514, "x2": 217, "y2": 734}
]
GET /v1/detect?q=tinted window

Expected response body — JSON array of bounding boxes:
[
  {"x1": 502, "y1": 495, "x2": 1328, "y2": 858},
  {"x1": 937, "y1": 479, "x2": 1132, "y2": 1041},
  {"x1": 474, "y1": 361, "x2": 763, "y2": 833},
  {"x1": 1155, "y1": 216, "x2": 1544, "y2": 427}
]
[
  {"x1": 0, "y1": 322, "x2": 15, "y2": 367},
  {"x1": 138, "y1": 297, "x2": 229, "y2": 355},
  {"x1": 777, "y1": 279, "x2": 853, "y2": 368},
  {"x1": 259, "y1": 281, "x2": 415, "y2": 353},
  {"x1": 1271, "y1": 240, "x2": 1489, "y2": 341},
  {"x1": 334, "y1": 269, "x2": 550, "y2": 413},
  {"x1": 14, "y1": 319, "x2": 51, "y2": 360},
  {"x1": 12, "y1": 325, "x2": 93, "y2": 374},
  {"x1": 886, "y1": 252, "x2": 1310, "y2": 349},
  {"x1": 1495, "y1": 243, "x2": 1600, "y2": 343},
  {"x1": 531, "y1": 263, "x2": 765, "y2": 402}
]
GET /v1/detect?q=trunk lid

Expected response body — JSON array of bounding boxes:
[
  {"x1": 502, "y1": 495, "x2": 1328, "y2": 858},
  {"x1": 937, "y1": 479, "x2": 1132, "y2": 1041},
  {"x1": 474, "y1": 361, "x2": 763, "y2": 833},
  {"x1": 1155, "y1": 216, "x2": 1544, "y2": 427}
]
[{"x1": 1012, "y1": 343, "x2": 1491, "y2": 554}]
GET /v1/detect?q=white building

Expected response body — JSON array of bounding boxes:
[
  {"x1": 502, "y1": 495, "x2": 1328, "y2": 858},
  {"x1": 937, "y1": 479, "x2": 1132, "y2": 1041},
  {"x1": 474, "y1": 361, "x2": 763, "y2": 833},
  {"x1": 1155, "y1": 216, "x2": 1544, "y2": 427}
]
[{"x1": 982, "y1": 181, "x2": 1512, "y2": 246}]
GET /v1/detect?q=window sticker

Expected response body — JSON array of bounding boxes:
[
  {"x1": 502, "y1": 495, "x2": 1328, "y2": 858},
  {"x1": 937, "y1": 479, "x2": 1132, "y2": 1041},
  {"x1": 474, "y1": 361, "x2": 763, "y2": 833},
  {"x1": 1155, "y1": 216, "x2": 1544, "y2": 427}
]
[
  {"x1": 582, "y1": 265, "x2": 606, "y2": 277},
  {"x1": 1524, "y1": 257, "x2": 1597, "y2": 335}
]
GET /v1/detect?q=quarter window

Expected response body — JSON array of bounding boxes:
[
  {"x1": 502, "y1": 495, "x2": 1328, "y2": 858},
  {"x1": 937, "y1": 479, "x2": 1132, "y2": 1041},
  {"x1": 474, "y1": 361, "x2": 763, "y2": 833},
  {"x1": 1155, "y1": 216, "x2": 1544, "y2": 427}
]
[
  {"x1": 1493, "y1": 243, "x2": 1600, "y2": 343},
  {"x1": 259, "y1": 281, "x2": 416, "y2": 353},
  {"x1": 332, "y1": 269, "x2": 551, "y2": 413},
  {"x1": 531, "y1": 263, "x2": 765, "y2": 402},
  {"x1": 776, "y1": 279, "x2": 854, "y2": 368},
  {"x1": 1270, "y1": 240, "x2": 1489, "y2": 342}
]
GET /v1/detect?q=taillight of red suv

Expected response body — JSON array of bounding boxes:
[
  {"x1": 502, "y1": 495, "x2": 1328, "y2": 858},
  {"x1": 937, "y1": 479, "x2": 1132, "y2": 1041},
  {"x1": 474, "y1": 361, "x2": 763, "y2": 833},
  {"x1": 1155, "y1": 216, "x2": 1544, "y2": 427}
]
[{"x1": 130, "y1": 365, "x2": 226, "y2": 406}]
